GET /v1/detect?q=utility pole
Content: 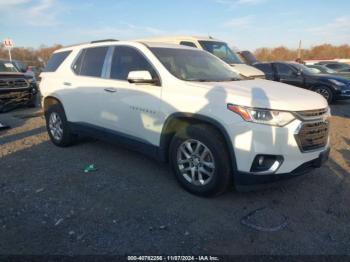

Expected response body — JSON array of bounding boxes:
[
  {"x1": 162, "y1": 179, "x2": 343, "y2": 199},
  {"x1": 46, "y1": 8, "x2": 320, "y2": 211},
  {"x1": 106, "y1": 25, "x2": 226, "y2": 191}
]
[{"x1": 297, "y1": 40, "x2": 302, "y2": 62}]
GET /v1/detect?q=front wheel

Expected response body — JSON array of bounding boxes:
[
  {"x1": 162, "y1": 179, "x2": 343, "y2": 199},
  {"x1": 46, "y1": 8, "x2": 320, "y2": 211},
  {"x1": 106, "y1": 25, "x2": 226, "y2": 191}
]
[
  {"x1": 314, "y1": 86, "x2": 334, "y2": 103},
  {"x1": 169, "y1": 124, "x2": 232, "y2": 197}
]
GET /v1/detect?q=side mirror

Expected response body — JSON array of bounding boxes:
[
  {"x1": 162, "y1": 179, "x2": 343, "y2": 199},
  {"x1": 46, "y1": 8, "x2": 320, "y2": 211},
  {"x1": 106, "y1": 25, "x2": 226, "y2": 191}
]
[{"x1": 127, "y1": 71, "x2": 156, "y2": 84}]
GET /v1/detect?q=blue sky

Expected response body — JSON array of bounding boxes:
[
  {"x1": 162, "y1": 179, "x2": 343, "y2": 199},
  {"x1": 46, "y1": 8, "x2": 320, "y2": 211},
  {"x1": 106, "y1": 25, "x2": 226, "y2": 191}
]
[{"x1": 1, "y1": 0, "x2": 350, "y2": 50}]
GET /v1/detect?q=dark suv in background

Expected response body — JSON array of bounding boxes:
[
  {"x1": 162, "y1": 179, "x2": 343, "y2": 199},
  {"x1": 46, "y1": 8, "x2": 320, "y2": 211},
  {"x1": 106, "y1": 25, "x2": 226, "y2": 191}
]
[
  {"x1": 0, "y1": 59, "x2": 38, "y2": 112},
  {"x1": 254, "y1": 61, "x2": 350, "y2": 103}
]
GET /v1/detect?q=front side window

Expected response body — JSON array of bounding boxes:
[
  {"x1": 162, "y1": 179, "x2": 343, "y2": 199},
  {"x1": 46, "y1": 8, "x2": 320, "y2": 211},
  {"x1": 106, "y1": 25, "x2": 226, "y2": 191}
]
[
  {"x1": 110, "y1": 46, "x2": 158, "y2": 81},
  {"x1": 44, "y1": 51, "x2": 71, "y2": 72},
  {"x1": 79, "y1": 46, "x2": 108, "y2": 77},
  {"x1": 275, "y1": 63, "x2": 294, "y2": 76},
  {"x1": 150, "y1": 47, "x2": 240, "y2": 82},
  {"x1": 198, "y1": 41, "x2": 242, "y2": 64}
]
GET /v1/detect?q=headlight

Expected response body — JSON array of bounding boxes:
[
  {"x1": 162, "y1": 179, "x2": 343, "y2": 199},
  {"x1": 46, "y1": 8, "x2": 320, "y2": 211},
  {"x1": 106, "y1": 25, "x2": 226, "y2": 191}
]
[
  {"x1": 329, "y1": 79, "x2": 346, "y2": 87},
  {"x1": 227, "y1": 104, "x2": 295, "y2": 127}
]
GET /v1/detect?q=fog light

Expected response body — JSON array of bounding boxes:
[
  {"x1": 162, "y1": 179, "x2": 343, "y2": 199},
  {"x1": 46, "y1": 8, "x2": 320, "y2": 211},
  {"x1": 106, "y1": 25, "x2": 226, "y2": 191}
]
[
  {"x1": 258, "y1": 156, "x2": 264, "y2": 166},
  {"x1": 250, "y1": 155, "x2": 284, "y2": 174}
]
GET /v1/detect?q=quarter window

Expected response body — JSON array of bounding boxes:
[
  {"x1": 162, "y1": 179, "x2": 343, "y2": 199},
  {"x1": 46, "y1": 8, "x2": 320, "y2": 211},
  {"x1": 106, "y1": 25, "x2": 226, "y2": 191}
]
[
  {"x1": 179, "y1": 41, "x2": 197, "y2": 48},
  {"x1": 79, "y1": 46, "x2": 108, "y2": 77},
  {"x1": 110, "y1": 46, "x2": 158, "y2": 81},
  {"x1": 44, "y1": 51, "x2": 71, "y2": 72}
]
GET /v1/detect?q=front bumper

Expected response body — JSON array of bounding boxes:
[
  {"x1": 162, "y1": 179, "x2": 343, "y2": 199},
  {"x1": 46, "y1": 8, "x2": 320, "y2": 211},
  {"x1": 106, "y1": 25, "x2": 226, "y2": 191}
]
[
  {"x1": 0, "y1": 86, "x2": 38, "y2": 111},
  {"x1": 234, "y1": 147, "x2": 330, "y2": 190},
  {"x1": 335, "y1": 89, "x2": 350, "y2": 100},
  {"x1": 225, "y1": 115, "x2": 330, "y2": 189}
]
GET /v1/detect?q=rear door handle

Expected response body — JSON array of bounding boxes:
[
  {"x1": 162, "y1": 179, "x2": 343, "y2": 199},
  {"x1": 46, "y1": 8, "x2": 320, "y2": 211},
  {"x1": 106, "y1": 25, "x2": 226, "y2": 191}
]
[
  {"x1": 63, "y1": 82, "x2": 72, "y2": 86},
  {"x1": 104, "y1": 87, "x2": 118, "y2": 93}
]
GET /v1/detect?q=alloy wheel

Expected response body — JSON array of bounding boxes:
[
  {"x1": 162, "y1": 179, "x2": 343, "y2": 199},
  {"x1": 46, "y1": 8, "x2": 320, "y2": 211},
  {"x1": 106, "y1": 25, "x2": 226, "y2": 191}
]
[
  {"x1": 49, "y1": 112, "x2": 63, "y2": 141},
  {"x1": 176, "y1": 139, "x2": 215, "y2": 186}
]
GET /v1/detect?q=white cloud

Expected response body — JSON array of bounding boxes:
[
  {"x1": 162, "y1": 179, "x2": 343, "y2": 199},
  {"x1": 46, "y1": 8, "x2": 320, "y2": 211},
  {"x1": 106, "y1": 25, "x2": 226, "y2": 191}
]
[
  {"x1": 0, "y1": 0, "x2": 30, "y2": 8},
  {"x1": 308, "y1": 16, "x2": 350, "y2": 35},
  {"x1": 0, "y1": 0, "x2": 64, "y2": 27},
  {"x1": 216, "y1": 0, "x2": 266, "y2": 7},
  {"x1": 77, "y1": 23, "x2": 165, "y2": 41},
  {"x1": 224, "y1": 15, "x2": 255, "y2": 28}
]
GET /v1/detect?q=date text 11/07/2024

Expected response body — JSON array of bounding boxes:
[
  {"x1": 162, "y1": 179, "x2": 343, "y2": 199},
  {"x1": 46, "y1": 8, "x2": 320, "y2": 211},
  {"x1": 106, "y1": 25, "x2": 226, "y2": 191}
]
[{"x1": 127, "y1": 255, "x2": 220, "y2": 261}]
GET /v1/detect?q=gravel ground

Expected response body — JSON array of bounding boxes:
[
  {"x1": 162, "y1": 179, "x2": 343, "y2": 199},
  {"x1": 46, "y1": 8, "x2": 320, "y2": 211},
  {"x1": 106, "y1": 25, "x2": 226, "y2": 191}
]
[{"x1": 0, "y1": 101, "x2": 349, "y2": 255}]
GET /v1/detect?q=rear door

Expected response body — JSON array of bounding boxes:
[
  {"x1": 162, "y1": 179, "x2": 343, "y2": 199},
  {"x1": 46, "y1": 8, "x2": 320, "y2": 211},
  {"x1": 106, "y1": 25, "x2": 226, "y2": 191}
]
[
  {"x1": 254, "y1": 63, "x2": 275, "y2": 80},
  {"x1": 63, "y1": 46, "x2": 110, "y2": 126},
  {"x1": 99, "y1": 45, "x2": 163, "y2": 145}
]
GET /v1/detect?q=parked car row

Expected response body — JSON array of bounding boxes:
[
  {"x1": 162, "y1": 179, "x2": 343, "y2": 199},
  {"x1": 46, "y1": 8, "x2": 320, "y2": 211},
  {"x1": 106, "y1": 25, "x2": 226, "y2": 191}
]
[
  {"x1": 254, "y1": 61, "x2": 350, "y2": 103},
  {"x1": 39, "y1": 38, "x2": 330, "y2": 196}
]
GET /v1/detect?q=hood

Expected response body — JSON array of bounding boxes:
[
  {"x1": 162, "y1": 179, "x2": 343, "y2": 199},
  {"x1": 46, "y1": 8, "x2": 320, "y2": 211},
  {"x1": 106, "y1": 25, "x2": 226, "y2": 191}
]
[
  {"x1": 194, "y1": 79, "x2": 328, "y2": 111},
  {"x1": 230, "y1": 63, "x2": 265, "y2": 78}
]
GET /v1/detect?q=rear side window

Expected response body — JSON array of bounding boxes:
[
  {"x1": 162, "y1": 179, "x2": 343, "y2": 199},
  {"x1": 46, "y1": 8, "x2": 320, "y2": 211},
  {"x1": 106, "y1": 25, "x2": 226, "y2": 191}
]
[
  {"x1": 180, "y1": 41, "x2": 197, "y2": 48},
  {"x1": 44, "y1": 51, "x2": 71, "y2": 72},
  {"x1": 255, "y1": 63, "x2": 273, "y2": 74},
  {"x1": 79, "y1": 46, "x2": 108, "y2": 77}
]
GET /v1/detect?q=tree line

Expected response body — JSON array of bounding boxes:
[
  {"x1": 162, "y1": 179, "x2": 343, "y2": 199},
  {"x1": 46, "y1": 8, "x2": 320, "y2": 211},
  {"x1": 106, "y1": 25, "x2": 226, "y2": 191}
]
[
  {"x1": 254, "y1": 44, "x2": 350, "y2": 61},
  {"x1": 1, "y1": 43, "x2": 350, "y2": 68}
]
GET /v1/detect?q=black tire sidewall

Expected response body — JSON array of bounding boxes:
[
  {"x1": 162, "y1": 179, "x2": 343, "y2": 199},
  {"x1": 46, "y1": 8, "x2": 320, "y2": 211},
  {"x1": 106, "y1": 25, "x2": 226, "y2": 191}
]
[
  {"x1": 45, "y1": 103, "x2": 73, "y2": 147},
  {"x1": 315, "y1": 86, "x2": 334, "y2": 103},
  {"x1": 170, "y1": 125, "x2": 231, "y2": 196}
]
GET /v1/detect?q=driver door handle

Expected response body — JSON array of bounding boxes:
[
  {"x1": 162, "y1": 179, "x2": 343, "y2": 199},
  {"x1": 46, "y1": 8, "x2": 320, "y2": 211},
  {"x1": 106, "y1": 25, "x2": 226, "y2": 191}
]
[{"x1": 104, "y1": 87, "x2": 118, "y2": 93}]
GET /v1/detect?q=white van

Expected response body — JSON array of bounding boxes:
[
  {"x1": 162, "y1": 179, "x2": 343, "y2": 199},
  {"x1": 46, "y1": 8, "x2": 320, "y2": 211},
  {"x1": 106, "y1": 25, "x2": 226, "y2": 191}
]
[{"x1": 136, "y1": 36, "x2": 265, "y2": 79}]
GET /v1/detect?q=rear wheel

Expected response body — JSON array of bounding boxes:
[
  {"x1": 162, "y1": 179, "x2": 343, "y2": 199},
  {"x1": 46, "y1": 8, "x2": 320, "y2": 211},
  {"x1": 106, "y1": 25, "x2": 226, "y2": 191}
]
[
  {"x1": 45, "y1": 103, "x2": 76, "y2": 147},
  {"x1": 169, "y1": 124, "x2": 232, "y2": 197},
  {"x1": 314, "y1": 86, "x2": 334, "y2": 103}
]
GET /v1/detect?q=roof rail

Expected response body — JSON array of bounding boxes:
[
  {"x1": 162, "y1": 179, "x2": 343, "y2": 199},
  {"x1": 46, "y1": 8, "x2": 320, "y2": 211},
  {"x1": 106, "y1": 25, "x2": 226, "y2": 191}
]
[{"x1": 90, "y1": 39, "x2": 118, "y2": 44}]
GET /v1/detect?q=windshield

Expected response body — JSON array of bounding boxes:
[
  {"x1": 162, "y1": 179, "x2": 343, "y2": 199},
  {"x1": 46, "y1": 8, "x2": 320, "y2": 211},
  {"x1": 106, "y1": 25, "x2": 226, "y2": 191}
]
[
  {"x1": 150, "y1": 47, "x2": 241, "y2": 82},
  {"x1": 198, "y1": 41, "x2": 243, "y2": 65},
  {"x1": 0, "y1": 61, "x2": 18, "y2": 73}
]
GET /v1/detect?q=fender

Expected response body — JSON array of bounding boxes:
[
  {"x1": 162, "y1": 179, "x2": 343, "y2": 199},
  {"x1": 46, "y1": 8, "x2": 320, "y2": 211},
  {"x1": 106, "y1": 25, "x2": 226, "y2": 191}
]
[{"x1": 158, "y1": 112, "x2": 238, "y2": 175}]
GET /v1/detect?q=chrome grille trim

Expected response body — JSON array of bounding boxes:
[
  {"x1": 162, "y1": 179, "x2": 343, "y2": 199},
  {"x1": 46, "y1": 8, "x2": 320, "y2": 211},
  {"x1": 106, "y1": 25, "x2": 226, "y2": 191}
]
[
  {"x1": 0, "y1": 78, "x2": 29, "y2": 89},
  {"x1": 294, "y1": 120, "x2": 329, "y2": 152},
  {"x1": 294, "y1": 108, "x2": 329, "y2": 121}
]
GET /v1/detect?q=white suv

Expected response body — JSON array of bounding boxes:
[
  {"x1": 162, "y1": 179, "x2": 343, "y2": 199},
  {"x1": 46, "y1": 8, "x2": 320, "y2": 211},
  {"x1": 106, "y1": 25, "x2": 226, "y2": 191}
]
[{"x1": 40, "y1": 39, "x2": 330, "y2": 196}]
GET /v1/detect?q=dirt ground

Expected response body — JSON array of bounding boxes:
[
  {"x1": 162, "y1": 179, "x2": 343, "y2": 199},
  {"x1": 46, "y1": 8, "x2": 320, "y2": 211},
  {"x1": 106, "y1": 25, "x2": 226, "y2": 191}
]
[{"x1": 0, "y1": 101, "x2": 349, "y2": 255}]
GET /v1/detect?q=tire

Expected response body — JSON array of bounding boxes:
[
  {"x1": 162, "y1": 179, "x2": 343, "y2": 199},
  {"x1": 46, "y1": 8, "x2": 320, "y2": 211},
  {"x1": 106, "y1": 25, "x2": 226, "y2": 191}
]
[
  {"x1": 314, "y1": 86, "x2": 334, "y2": 103},
  {"x1": 169, "y1": 124, "x2": 232, "y2": 197},
  {"x1": 45, "y1": 103, "x2": 75, "y2": 147},
  {"x1": 27, "y1": 94, "x2": 37, "y2": 108}
]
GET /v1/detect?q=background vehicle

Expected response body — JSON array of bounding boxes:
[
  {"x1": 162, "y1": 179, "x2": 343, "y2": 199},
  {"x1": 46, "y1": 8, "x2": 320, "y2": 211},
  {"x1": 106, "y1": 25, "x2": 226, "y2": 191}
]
[
  {"x1": 40, "y1": 40, "x2": 329, "y2": 196},
  {"x1": 316, "y1": 61, "x2": 350, "y2": 73},
  {"x1": 306, "y1": 64, "x2": 350, "y2": 79},
  {"x1": 0, "y1": 59, "x2": 38, "y2": 112},
  {"x1": 254, "y1": 61, "x2": 350, "y2": 103},
  {"x1": 136, "y1": 36, "x2": 265, "y2": 79}
]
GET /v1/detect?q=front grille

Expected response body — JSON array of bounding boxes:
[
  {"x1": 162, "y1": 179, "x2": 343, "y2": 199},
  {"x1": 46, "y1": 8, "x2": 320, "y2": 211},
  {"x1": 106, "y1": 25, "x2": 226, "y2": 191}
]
[
  {"x1": 295, "y1": 108, "x2": 328, "y2": 120},
  {"x1": 0, "y1": 78, "x2": 29, "y2": 89},
  {"x1": 295, "y1": 121, "x2": 329, "y2": 152}
]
